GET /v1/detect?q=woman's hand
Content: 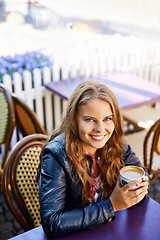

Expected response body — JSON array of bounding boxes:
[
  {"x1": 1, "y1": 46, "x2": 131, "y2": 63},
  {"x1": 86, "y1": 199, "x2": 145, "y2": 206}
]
[{"x1": 109, "y1": 176, "x2": 149, "y2": 212}]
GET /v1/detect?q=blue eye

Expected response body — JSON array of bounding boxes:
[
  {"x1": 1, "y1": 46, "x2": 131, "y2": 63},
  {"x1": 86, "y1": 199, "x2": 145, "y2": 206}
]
[
  {"x1": 85, "y1": 118, "x2": 93, "y2": 122},
  {"x1": 104, "y1": 116, "x2": 113, "y2": 121}
]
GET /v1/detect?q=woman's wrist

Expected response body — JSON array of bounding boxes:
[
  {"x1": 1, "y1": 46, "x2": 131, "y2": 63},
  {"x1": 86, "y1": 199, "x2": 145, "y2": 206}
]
[{"x1": 109, "y1": 198, "x2": 115, "y2": 212}]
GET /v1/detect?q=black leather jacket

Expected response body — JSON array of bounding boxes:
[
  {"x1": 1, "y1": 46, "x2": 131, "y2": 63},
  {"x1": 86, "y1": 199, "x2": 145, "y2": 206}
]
[{"x1": 39, "y1": 133, "x2": 143, "y2": 239}]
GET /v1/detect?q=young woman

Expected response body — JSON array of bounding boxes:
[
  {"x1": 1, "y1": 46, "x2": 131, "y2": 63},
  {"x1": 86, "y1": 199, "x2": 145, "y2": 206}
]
[{"x1": 39, "y1": 81, "x2": 148, "y2": 239}]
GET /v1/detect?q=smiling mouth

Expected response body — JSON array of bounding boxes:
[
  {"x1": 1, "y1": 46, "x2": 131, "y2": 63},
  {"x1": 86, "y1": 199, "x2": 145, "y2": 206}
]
[{"x1": 91, "y1": 135, "x2": 106, "y2": 140}]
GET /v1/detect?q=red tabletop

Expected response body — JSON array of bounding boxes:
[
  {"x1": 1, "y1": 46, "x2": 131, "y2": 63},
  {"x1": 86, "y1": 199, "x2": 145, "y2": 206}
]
[
  {"x1": 9, "y1": 197, "x2": 160, "y2": 240},
  {"x1": 45, "y1": 71, "x2": 160, "y2": 110}
]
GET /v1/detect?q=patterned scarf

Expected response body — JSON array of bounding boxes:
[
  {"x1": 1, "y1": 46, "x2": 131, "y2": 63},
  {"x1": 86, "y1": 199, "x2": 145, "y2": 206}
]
[{"x1": 84, "y1": 150, "x2": 103, "y2": 202}]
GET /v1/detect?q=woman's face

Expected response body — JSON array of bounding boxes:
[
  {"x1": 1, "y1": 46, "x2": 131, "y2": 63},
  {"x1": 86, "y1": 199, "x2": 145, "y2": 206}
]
[{"x1": 76, "y1": 98, "x2": 115, "y2": 155}]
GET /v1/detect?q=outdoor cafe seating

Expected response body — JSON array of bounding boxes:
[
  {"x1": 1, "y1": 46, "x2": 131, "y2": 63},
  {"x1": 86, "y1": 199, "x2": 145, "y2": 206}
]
[
  {"x1": 2, "y1": 118, "x2": 160, "y2": 240},
  {"x1": 1, "y1": 76, "x2": 160, "y2": 239},
  {"x1": 0, "y1": 83, "x2": 47, "y2": 175},
  {"x1": 125, "y1": 118, "x2": 160, "y2": 183},
  {"x1": 0, "y1": 84, "x2": 15, "y2": 170},
  {"x1": 122, "y1": 105, "x2": 160, "y2": 131},
  {"x1": 2, "y1": 133, "x2": 48, "y2": 231},
  {"x1": 12, "y1": 95, "x2": 47, "y2": 137}
]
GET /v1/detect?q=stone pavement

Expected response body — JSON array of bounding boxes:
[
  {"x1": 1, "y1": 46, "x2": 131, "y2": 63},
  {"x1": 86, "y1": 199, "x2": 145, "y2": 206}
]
[
  {"x1": 0, "y1": 188, "x2": 24, "y2": 240},
  {"x1": 0, "y1": 179, "x2": 160, "y2": 240}
]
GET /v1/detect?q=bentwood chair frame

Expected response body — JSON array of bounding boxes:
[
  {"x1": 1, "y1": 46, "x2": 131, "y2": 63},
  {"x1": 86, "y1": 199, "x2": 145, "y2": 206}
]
[
  {"x1": 12, "y1": 95, "x2": 47, "y2": 137},
  {"x1": 0, "y1": 84, "x2": 15, "y2": 169},
  {"x1": 144, "y1": 118, "x2": 160, "y2": 182},
  {"x1": 122, "y1": 105, "x2": 160, "y2": 133},
  {"x1": 125, "y1": 118, "x2": 160, "y2": 183},
  {"x1": 123, "y1": 114, "x2": 145, "y2": 135},
  {"x1": 2, "y1": 134, "x2": 48, "y2": 231}
]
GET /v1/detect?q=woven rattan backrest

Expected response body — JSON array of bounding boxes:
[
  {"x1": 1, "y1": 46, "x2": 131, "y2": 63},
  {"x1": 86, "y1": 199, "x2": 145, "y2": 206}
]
[
  {"x1": 12, "y1": 95, "x2": 47, "y2": 136},
  {"x1": 16, "y1": 145, "x2": 42, "y2": 227},
  {"x1": 2, "y1": 134, "x2": 48, "y2": 231},
  {"x1": 0, "y1": 84, "x2": 15, "y2": 168},
  {"x1": 0, "y1": 88, "x2": 9, "y2": 143}
]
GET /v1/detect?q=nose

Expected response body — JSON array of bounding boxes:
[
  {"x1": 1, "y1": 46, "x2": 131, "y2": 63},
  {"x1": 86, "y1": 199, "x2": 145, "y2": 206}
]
[{"x1": 94, "y1": 122, "x2": 104, "y2": 132}]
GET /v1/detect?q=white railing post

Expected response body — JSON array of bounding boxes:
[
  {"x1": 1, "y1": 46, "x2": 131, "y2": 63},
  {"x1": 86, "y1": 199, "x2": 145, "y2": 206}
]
[
  {"x1": 52, "y1": 64, "x2": 62, "y2": 129},
  {"x1": 24, "y1": 70, "x2": 34, "y2": 110},
  {"x1": 33, "y1": 68, "x2": 44, "y2": 126},
  {"x1": 43, "y1": 67, "x2": 54, "y2": 135}
]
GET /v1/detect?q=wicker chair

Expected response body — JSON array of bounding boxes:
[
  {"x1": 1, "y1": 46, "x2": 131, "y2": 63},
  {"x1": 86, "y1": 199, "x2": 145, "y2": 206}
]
[
  {"x1": 123, "y1": 115, "x2": 145, "y2": 135},
  {"x1": 122, "y1": 105, "x2": 160, "y2": 132},
  {"x1": 2, "y1": 134, "x2": 48, "y2": 231},
  {"x1": 0, "y1": 84, "x2": 15, "y2": 169},
  {"x1": 124, "y1": 118, "x2": 160, "y2": 183},
  {"x1": 12, "y1": 95, "x2": 47, "y2": 137}
]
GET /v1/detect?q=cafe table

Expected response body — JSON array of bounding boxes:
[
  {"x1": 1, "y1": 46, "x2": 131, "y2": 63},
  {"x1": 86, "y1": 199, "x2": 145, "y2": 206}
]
[
  {"x1": 45, "y1": 71, "x2": 160, "y2": 110},
  {"x1": 8, "y1": 197, "x2": 160, "y2": 240}
]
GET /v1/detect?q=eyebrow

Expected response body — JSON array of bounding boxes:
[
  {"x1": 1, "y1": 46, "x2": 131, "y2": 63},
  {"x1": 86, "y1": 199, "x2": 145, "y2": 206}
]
[
  {"x1": 82, "y1": 114, "x2": 113, "y2": 119},
  {"x1": 104, "y1": 114, "x2": 114, "y2": 118}
]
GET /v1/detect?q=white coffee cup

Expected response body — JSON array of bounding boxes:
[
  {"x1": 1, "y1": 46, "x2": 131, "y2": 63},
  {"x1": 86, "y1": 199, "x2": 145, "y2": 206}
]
[{"x1": 120, "y1": 166, "x2": 145, "y2": 190}]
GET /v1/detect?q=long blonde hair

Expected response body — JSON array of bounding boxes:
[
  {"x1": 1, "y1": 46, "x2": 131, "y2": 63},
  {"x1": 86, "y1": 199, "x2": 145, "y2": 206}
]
[{"x1": 51, "y1": 81, "x2": 124, "y2": 202}]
